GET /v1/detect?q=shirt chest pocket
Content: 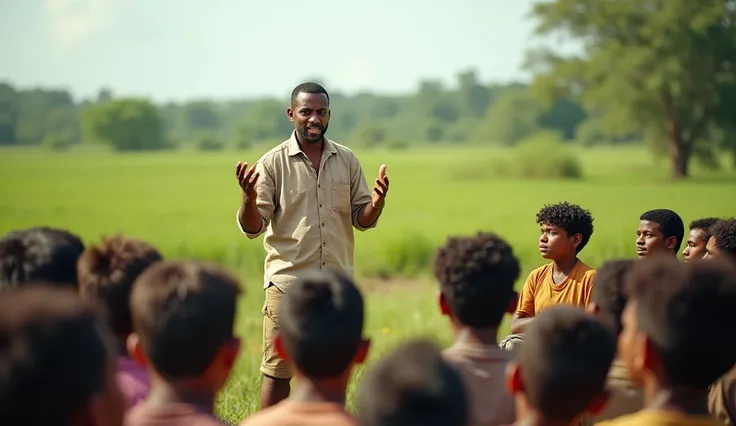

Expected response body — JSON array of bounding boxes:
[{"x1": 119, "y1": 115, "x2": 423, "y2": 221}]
[{"x1": 331, "y1": 181, "x2": 351, "y2": 216}]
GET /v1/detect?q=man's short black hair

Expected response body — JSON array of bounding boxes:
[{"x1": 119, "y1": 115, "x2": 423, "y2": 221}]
[
  {"x1": 357, "y1": 339, "x2": 467, "y2": 426},
  {"x1": 0, "y1": 227, "x2": 85, "y2": 292},
  {"x1": 280, "y1": 268, "x2": 364, "y2": 379},
  {"x1": 291, "y1": 82, "x2": 329, "y2": 106},
  {"x1": 0, "y1": 285, "x2": 110, "y2": 425},
  {"x1": 689, "y1": 217, "x2": 721, "y2": 243},
  {"x1": 591, "y1": 259, "x2": 635, "y2": 336},
  {"x1": 536, "y1": 202, "x2": 594, "y2": 253},
  {"x1": 640, "y1": 209, "x2": 685, "y2": 253},
  {"x1": 519, "y1": 306, "x2": 615, "y2": 422},
  {"x1": 710, "y1": 218, "x2": 736, "y2": 258},
  {"x1": 626, "y1": 256, "x2": 736, "y2": 388},
  {"x1": 130, "y1": 260, "x2": 241, "y2": 380},
  {"x1": 433, "y1": 232, "x2": 520, "y2": 328}
]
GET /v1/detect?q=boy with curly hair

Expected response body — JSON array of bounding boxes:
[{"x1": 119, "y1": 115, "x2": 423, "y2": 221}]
[
  {"x1": 682, "y1": 217, "x2": 720, "y2": 262},
  {"x1": 510, "y1": 202, "x2": 596, "y2": 334},
  {"x1": 434, "y1": 232, "x2": 521, "y2": 426},
  {"x1": 705, "y1": 218, "x2": 736, "y2": 260}
]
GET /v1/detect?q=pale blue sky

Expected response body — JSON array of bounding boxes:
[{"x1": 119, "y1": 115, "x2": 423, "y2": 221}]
[{"x1": 0, "y1": 0, "x2": 570, "y2": 102}]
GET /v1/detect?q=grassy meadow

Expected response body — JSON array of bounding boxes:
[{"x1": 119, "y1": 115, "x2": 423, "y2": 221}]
[{"x1": 1, "y1": 145, "x2": 735, "y2": 422}]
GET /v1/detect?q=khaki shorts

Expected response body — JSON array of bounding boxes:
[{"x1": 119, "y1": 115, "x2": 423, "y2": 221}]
[{"x1": 261, "y1": 283, "x2": 293, "y2": 380}]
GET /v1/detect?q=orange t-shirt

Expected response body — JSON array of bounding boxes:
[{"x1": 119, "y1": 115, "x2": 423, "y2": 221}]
[{"x1": 515, "y1": 261, "x2": 595, "y2": 317}]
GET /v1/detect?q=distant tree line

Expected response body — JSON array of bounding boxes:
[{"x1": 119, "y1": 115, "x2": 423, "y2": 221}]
[{"x1": 0, "y1": 0, "x2": 734, "y2": 179}]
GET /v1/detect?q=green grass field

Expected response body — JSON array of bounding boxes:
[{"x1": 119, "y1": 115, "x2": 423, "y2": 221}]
[{"x1": 1, "y1": 145, "x2": 735, "y2": 422}]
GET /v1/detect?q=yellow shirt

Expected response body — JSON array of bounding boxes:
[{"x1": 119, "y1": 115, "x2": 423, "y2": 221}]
[
  {"x1": 596, "y1": 410, "x2": 721, "y2": 426},
  {"x1": 516, "y1": 260, "x2": 596, "y2": 317}
]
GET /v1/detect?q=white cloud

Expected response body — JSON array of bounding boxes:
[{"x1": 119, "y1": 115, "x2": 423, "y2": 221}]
[{"x1": 43, "y1": 0, "x2": 116, "y2": 50}]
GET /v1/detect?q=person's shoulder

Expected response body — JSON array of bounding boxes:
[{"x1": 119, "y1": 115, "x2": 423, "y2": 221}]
[
  {"x1": 577, "y1": 261, "x2": 597, "y2": 281},
  {"x1": 329, "y1": 139, "x2": 360, "y2": 159},
  {"x1": 527, "y1": 263, "x2": 553, "y2": 280},
  {"x1": 257, "y1": 140, "x2": 291, "y2": 165},
  {"x1": 238, "y1": 404, "x2": 282, "y2": 426}
]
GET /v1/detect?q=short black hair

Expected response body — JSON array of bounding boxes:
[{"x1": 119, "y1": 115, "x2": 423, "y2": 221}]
[
  {"x1": 519, "y1": 306, "x2": 615, "y2": 422},
  {"x1": 0, "y1": 285, "x2": 110, "y2": 425},
  {"x1": 689, "y1": 217, "x2": 721, "y2": 243},
  {"x1": 591, "y1": 259, "x2": 635, "y2": 336},
  {"x1": 710, "y1": 218, "x2": 736, "y2": 258},
  {"x1": 0, "y1": 227, "x2": 85, "y2": 291},
  {"x1": 626, "y1": 256, "x2": 736, "y2": 388},
  {"x1": 77, "y1": 235, "x2": 163, "y2": 340},
  {"x1": 291, "y1": 82, "x2": 330, "y2": 106},
  {"x1": 280, "y1": 268, "x2": 364, "y2": 379},
  {"x1": 433, "y1": 232, "x2": 520, "y2": 327},
  {"x1": 357, "y1": 339, "x2": 467, "y2": 426},
  {"x1": 536, "y1": 202, "x2": 594, "y2": 253},
  {"x1": 640, "y1": 209, "x2": 685, "y2": 253},
  {"x1": 130, "y1": 260, "x2": 241, "y2": 380}
]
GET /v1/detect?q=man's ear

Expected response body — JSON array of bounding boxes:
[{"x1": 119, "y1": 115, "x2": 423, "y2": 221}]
[
  {"x1": 438, "y1": 291, "x2": 451, "y2": 316},
  {"x1": 222, "y1": 337, "x2": 241, "y2": 370},
  {"x1": 506, "y1": 292, "x2": 519, "y2": 314},
  {"x1": 571, "y1": 233, "x2": 583, "y2": 249},
  {"x1": 665, "y1": 236, "x2": 678, "y2": 251},
  {"x1": 505, "y1": 362, "x2": 524, "y2": 396},
  {"x1": 587, "y1": 389, "x2": 611, "y2": 416},
  {"x1": 354, "y1": 339, "x2": 371, "y2": 364},
  {"x1": 274, "y1": 334, "x2": 288, "y2": 361},
  {"x1": 286, "y1": 107, "x2": 295, "y2": 122},
  {"x1": 126, "y1": 333, "x2": 147, "y2": 367}
]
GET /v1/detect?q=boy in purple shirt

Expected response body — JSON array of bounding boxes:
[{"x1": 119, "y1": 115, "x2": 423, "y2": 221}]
[{"x1": 78, "y1": 235, "x2": 163, "y2": 409}]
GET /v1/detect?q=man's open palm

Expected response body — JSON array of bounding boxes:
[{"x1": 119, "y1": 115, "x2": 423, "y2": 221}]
[
  {"x1": 372, "y1": 164, "x2": 389, "y2": 208},
  {"x1": 236, "y1": 161, "x2": 259, "y2": 201}
]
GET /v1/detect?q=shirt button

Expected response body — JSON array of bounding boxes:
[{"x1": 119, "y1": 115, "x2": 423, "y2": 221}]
[
  {"x1": 319, "y1": 204, "x2": 322, "y2": 208},
  {"x1": 321, "y1": 223, "x2": 325, "y2": 227},
  {"x1": 322, "y1": 262, "x2": 326, "y2": 266},
  {"x1": 323, "y1": 242, "x2": 326, "y2": 246},
  {"x1": 318, "y1": 184, "x2": 321, "y2": 188}
]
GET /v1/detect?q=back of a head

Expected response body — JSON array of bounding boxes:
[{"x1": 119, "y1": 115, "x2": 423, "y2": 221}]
[
  {"x1": 77, "y1": 235, "x2": 163, "y2": 339},
  {"x1": 519, "y1": 306, "x2": 615, "y2": 422},
  {"x1": 280, "y1": 268, "x2": 364, "y2": 379},
  {"x1": 640, "y1": 209, "x2": 685, "y2": 253},
  {"x1": 710, "y1": 218, "x2": 736, "y2": 258},
  {"x1": 0, "y1": 227, "x2": 85, "y2": 291},
  {"x1": 130, "y1": 260, "x2": 241, "y2": 380},
  {"x1": 0, "y1": 285, "x2": 113, "y2": 425},
  {"x1": 357, "y1": 339, "x2": 468, "y2": 426},
  {"x1": 433, "y1": 232, "x2": 520, "y2": 328},
  {"x1": 626, "y1": 256, "x2": 736, "y2": 388},
  {"x1": 591, "y1": 259, "x2": 635, "y2": 336}
]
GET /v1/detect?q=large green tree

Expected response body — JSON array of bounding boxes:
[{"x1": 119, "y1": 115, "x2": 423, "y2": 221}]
[
  {"x1": 82, "y1": 99, "x2": 167, "y2": 151},
  {"x1": 528, "y1": 0, "x2": 736, "y2": 178}
]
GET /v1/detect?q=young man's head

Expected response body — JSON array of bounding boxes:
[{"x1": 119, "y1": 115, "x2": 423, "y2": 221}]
[
  {"x1": 288, "y1": 82, "x2": 330, "y2": 144},
  {"x1": 705, "y1": 218, "x2": 736, "y2": 260},
  {"x1": 536, "y1": 202, "x2": 594, "y2": 260},
  {"x1": 274, "y1": 268, "x2": 368, "y2": 382},
  {"x1": 682, "y1": 217, "x2": 720, "y2": 262},
  {"x1": 78, "y1": 235, "x2": 163, "y2": 346},
  {"x1": 587, "y1": 259, "x2": 635, "y2": 337},
  {"x1": 128, "y1": 260, "x2": 242, "y2": 393},
  {"x1": 434, "y1": 232, "x2": 520, "y2": 331},
  {"x1": 619, "y1": 256, "x2": 736, "y2": 393},
  {"x1": 357, "y1": 339, "x2": 467, "y2": 426},
  {"x1": 0, "y1": 227, "x2": 85, "y2": 292},
  {"x1": 506, "y1": 306, "x2": 615, "y2": 424},
  {"x1": 636, "y1": 209, "x2": 684, "y2": 258},
  {"x1": 0, "y1": 285, "x2": 124, "y2": 426}
]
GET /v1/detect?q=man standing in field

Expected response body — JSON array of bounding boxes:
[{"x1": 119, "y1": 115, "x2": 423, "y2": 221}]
[{"x1": 234, "y1": 82, "x2": 389, "y2": 409}]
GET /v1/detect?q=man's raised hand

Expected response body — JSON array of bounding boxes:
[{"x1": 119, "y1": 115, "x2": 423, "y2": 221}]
[
  {"x1": 236, "y1": 161, "x2": 259, "y2": 201},
  {"x1": 371, "y1": 164, "x2": 389, "y2": 209}
]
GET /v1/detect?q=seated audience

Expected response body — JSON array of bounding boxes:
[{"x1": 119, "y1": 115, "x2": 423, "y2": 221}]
[
  {"x1": 505, "y1": 306, "x2": 615, "y2": 426},
  {"x1": 78, "y1": 235, "x2": 163, "y2": 409},
  {"x1": 357, "y1": 339, "x2": 468, "y2": 426},
  {"x1": 0, "y1": 226, "x2": 85, "y2": 291},
  {"x1": 598, "y1": 256, "x2": 736, "y2": 426},
  {"x1": 0, "y1": 285, "x2": 125, "y2": 426},
  {"x1": 124, "y1": 260, "x2": 242, "y2": 426},
  {"x1": 434, "y1": 232, "x2": 520, "y2": 426}
]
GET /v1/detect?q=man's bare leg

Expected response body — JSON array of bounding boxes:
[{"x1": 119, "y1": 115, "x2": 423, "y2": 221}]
[{"x1": 260, "y1": 374, "x2": 290, "y2": 409}]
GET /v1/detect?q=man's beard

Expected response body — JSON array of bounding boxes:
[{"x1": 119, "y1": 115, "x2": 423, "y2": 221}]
[{"x1": 300, "y1": 123, "x2": 329, "y2": 144}]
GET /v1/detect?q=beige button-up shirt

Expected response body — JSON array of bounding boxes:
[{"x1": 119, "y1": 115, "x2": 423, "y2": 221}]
[{"x1": 237, "y1": 132, "x2": 379, "y2": 290}]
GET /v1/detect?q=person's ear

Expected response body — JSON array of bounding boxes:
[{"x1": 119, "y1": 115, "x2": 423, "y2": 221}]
[
  {"x1": 571, "y1": 233, "x2": 583, "y2": 249},
  {"x1": 126, "y1": 333, "x2": 147, "y2": 367},
  {"x1": 286, "y1": 107, "x2": 295, "y2": 122},
  {"x1": 587, "y1": 389, "x2": 611, "y2": 416},
  {"x1": 354, "y1": 339, "x2": 371, "y2": 364},
  {"x1": 506, "y1": 292, "x2": 519, "y2": 314},
  {"x1": 587, "y1": 302, "x2": 600, "y2": 315},
  {"x1": 505, "y1": 362, "x2": 524, "y2": 396},
  {"x1": 665, "y1": 236, "x2": 678, "y2": 251},
  {"x1": 222, "y1": 337, "x2": 241, "y2": 370},
  {"x1": 438, "y1": 291, "x2": 452, "y2": 316}
]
